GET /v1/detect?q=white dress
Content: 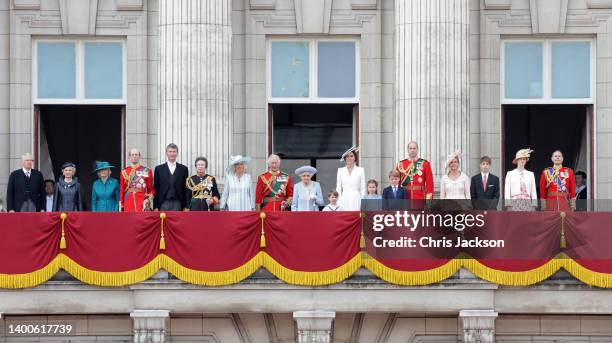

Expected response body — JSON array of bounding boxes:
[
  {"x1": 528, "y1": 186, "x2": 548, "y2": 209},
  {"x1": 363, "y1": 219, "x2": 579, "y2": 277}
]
[
  {"x1": 220, "y1": 173, "x2": 254, "y2": 211},
  {"x1": 336, "y1": 166, "x2": 366, "y2": 211},
  {"x1": 440, "y1": 173, "x2": 471, "y2": 199}
]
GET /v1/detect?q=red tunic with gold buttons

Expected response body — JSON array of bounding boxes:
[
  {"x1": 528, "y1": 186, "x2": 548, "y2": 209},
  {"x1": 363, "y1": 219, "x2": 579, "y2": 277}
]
[
  {"x1": 120, "y1": 165, "x2": 154, "y2": 212},
  {"x1": 539, "y1": 166, "x2": 576, "y2": 211},
  {"x1": 394, "y1": 158, "x2": 434, "y2": 200},
  {"x1": 255, "y1": 170, "x2": 294, "y2": 212}
]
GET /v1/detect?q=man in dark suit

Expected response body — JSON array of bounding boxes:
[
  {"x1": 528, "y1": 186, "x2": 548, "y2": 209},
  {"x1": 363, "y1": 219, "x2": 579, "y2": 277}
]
[
  {"x1": 470, "y1": 155, "x2": 500, "y2": 210},
  {"x1": 153, "y1": 143, "x2": 189, "y2": 211},
  {"x1": 575, "y1": 171, "x2": 587, "y2": 211},
  {"x1": 6, "y1": 153, "x2": 45, "y2": 212},
  {"x1": 43, "y1": 179, "x2": 55, "y2": 212},
  {"x1": 382, "y1": 170, "x2": 408, "y2": 211}
]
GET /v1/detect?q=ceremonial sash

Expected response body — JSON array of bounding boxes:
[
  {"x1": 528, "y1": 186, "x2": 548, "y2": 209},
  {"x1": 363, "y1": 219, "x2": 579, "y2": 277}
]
[
  {"x1": 399, "y1": 159, "x2": 424, "y2": 187},
  {"x1": 545, "y1": 167, "x2": 568, "y2": 194}
]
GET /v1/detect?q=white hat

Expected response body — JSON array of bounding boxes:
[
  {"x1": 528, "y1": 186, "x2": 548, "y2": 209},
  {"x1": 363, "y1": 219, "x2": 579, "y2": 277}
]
[
  {"x1": 340, "y1": 145, "x2": 360, "y2": 161},
  {"x1": 295, "y1": 165, "x2": 317, "y2": 176},
  {"x1": 226, "y1": 155, "x2": 251, "y2": 175},
  {"x1": 512, "y1": 148, "x2": 533, "y2": 164},
  {"x1": 445, "y1": 149, "x2": 462, "y2": 170}
]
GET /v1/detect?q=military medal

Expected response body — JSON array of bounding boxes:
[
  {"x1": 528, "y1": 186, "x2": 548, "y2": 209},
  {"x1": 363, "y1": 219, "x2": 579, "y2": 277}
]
[{"x1": 418, "y1": 177, "x2": 423, "y2": 183}]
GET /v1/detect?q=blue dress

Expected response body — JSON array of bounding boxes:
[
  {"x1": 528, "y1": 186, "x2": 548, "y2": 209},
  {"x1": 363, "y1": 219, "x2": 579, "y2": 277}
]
[
  {"x1": 291, "y1": 181, "x2": 324, "y2": 212},
  {"x1": 91, "y1": 177, "x2": 120, "y2": 212}
]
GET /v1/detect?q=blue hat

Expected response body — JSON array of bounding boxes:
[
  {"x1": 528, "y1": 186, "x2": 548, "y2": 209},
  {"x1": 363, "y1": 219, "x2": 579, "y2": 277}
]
[
  {"x1": 93, "y1": 161, "x2": 115, "y2": 173},
  {"x1": 295, "y1": 165, "x2": 317, "y2": 176}
]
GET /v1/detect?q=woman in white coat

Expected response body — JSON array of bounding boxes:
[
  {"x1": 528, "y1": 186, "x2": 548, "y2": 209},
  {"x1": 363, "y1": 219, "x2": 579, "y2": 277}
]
[
  {"x1": 504, "y1": 148, "x2": 538, "y2": 211},
  {"x1": 336, "y1": 146, "x2": 366, "y2": 211}
]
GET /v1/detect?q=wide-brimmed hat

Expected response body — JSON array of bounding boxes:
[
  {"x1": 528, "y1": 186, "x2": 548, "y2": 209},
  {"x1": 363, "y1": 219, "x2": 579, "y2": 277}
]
[
  {"x1": 93, "y1": 161, "x2": 115, "y2": 173},
  {"x1": 61, "y1": 162, "x2": 76, "y2": 170},
  {"x1": 445, "y1": 149, "x2": 462, "y2": 170},
  {"x1": 295, "y1": 165, "x2": 317, "y2": 176},
  {"x1": 512, "y1": 148, "x2": 533, "y2": 164},
  {"x1": 340, "y1": 145, "x2": 360, "y2": 161},
  {"x1": 226, "y1": 155, "x2": 251, "y2": 175}
]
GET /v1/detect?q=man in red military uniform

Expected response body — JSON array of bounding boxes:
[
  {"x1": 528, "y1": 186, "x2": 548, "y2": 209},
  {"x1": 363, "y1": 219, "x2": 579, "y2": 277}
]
[
  {"x1": 539, "y1": 150, "x2": 576, "y2": 211},
  {"x1": 120, "y1": 148, "x2": 154, "y2": 212},
  {"x1": 255, "y1": 154, "x2": 293, "y2": 212},
  {"x1": 394, "y1": 141, "x2": 434, "y2": 209}
]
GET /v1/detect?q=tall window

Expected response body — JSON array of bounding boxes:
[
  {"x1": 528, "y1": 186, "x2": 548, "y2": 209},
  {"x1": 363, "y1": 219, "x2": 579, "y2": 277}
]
[
  {"x1": 502, "y1": 39, "x2": 594, "y2": 104},
  {"x1": 34, "y1": 40, "x2": 125, "y2": 103},
  {"x1": 268, "y1": 39, "x2": 359, "y2": 103}
]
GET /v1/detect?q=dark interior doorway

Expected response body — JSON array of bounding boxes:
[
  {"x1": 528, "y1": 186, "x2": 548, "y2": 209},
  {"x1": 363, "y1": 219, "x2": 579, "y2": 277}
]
[
  {"x1": 503, "y1": 104, "x2": 589, "y2": 198},
  {"x1": 39, "y1": 105, "x2": 123, "y2": 210},
  {"x1": 270, "y1": 103, "x2": 357, "y2": 199}
]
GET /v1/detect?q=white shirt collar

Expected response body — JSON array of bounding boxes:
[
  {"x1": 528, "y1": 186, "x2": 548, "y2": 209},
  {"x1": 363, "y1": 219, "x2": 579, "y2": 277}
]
[
  {"x1": 167, "y1": 161, "x2": 176, "y2": 167},
  {"x1": 481, "y1": 172, "x2": 489, "y2": 178},
  {"x1": 22, "y1": 168, "x2": 32, "y2": 175}
]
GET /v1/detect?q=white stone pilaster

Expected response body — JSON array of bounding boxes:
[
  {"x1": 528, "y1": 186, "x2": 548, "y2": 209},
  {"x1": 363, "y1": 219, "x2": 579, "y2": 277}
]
[
  {"x1": 394, "y1": 0, "x2": 470, "y2": 181},
  {"x1": 293, "y1": 310, "x2": 335, "y2": 343},
  {"x1": 158, "y1": 0, "x2": 232, "y2": 177},
  {"x1": 459, "y1": 309, "x2": 498, "y2": 343},
  {"x1": 130, "y1": 310, "x2": 169, "y2": 343}
]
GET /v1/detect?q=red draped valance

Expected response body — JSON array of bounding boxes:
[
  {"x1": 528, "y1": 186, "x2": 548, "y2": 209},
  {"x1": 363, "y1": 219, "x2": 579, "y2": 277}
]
[{"x1": 1, "y1": 211, "x2": 611, "y2": 288}]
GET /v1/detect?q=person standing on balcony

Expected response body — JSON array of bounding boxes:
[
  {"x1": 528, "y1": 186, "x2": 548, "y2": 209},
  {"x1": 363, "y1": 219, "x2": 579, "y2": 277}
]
[
  {"x1": 91, "y1": 161, "x2": 120, "y2": 212},
  {"x1": 292, "y1": 166, "x2": 324, "y2": 212},
  {"x1": 255, "y1": 154, "x2": 293, "y2": 212},
  {"x1": 185, "y1": 157, "x2": 220, "y2": 211},
  {"x1": 336, "y1": 146, "x2": 366, "y2": 211},
  {"x1": 6, "y1": 153, "x2": 45, "y2": 212},
  {"x1": 153, "y1": 143, "x2": 189, "y2": 211},
  {"x1": 120, "y1": 149, "x2": 154, "y2": 212},
  {"x1": 220, "y1": 155, "x2": 254, "y2": 211},
  {"x1": 504, "y1": 149, "x2": 537, "y2": 211},
  {"x1": 539, "y1": 150, "x2": 576, "y2": 211},
  {"x1": 470, "y1": 156, "x2": 500, "y2": 210},
  {"x1": 394, "y1": 141, "x2": 434, "y2": 209},
  {"x1": 53, "y1": 162, "x2": 83, "y2": 212}
]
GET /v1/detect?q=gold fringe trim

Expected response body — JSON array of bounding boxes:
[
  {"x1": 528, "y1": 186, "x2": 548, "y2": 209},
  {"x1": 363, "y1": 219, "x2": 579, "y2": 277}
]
[
  {"x1": 363, "y1": 252, "x2": 462, "y2": 285},
  {"x1": 462, "y1": 257, "x2": 562, "y2": 286},
  {"x1": 60, "y1": 254, "x2": 162, "y2": 286},
  {"x1": 161, "y1": 253, "x2": 264, "y2": 286},
  {"x1": 8, "y1": 252, "x2": 612, "y2": 288},
  {"x1": 560, "y1": 255, "x2": 612, "y2": 288},
  {"x1": 0, "y1": 256, "x2": 62, "y2": 289},
  {"x1": 262, "y1": 253, "x2": 362, "y2": 286}
]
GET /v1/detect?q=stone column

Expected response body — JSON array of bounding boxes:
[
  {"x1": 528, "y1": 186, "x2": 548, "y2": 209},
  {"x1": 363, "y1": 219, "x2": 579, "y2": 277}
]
[
  {"x1": 0, "y1": 1, "x2": 9, "y2": 199},
  {"x1": 459, "y1": 309, "x2": 498, "y2": 343},
  {"x1": 293, "y1": 310, "x2": 335, "y2": 343},
  {"x1": 130, "y1": 310, "x2": 170, "y2": 343},
  {"x1": 0, "y1": 312, "x2": 4, "y2": 338},
  {"x1": 158, "y1": 0, "x2": 232, "y2": 176},
  {"x1": 394, "y1": 0, "x2": 470, "y2": 182}
]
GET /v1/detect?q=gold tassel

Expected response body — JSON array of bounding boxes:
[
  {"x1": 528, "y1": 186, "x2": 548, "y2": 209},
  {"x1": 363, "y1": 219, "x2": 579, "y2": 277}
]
[
  {"x1": 60, "y1": 213, "x2": 67, "y2": 250},
  {"x1": 359, "y1": 212, "x2": 366, "y2": 249},
  {"x1": 259, "y1": 212, "x2": 267, "y2": 248},
  {"x1": 560, "y1": 211, "x2": 567, "y2": 249},
  {"x1": 159, "y1": 212, "x2": 167, "y2": 250}
]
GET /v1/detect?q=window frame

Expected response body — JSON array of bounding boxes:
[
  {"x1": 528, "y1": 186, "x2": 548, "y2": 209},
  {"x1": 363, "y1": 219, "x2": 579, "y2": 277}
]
[
  {"x1": 501, "y1": 38, "x2": 595, "y2": 105},
  {"x1": 33, "y1": 38, "x2": 127, "y2": 105},
  {"x1": 267, "y1": 37, "x2": 360, "y2": 104}
]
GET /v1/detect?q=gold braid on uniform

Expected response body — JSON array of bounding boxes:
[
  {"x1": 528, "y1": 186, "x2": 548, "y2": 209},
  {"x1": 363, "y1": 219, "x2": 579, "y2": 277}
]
[
  {"x1": 187, "y1": 175, "x2": 214, "y2": 199},
  {"x1": 544, "y1": 168, "x2": 560, "y2": 188}
]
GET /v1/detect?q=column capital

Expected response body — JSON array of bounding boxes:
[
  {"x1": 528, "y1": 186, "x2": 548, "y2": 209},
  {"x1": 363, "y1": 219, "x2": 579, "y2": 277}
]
[
  {"x1": 293, "y1": 310, "x2": 336, "y2": 343},
  {"x1": 130, "y1": 310, "x2": 170, "y2": 343},
  {"x1": 459, "y1": 310, "x2": 498, "y2": 343}
]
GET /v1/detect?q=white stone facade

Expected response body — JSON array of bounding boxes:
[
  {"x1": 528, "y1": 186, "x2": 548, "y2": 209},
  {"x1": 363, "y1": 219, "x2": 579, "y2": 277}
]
[
  {"x1": 3, "y1": 0, "x2": 612, "y2": 341},
  {"x1": 1, "y1": 0, "x2": 611, "y2": 194}
]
